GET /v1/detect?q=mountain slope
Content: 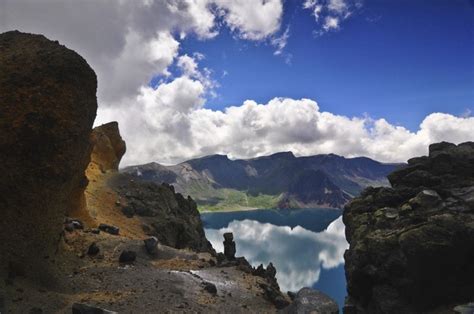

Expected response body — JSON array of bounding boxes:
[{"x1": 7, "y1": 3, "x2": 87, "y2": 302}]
[{"x1": 123, "y1": 152, "x2": 400, "y2": 210}]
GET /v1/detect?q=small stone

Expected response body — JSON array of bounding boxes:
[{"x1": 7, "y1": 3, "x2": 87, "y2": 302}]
[
  {"x1": 119, "y1": 250, "x2": 136, "y2": 264},
  {"x1": 72, "y1": 220, "x2": 84, "y2": 230},
  {"x1": 202, "y1": 281, "x2": 217, "y2": 295},
  {"x1": 98, "y1": 223, "x2": 119, "y2": 235},
  {"x1": 91, "y1": 229, "x2": 100, "y2": 234},
  {"x1": 87, "y1": 243, "x2": 100, "y2": 256},
  {"x1": 64, "y1": 223, "x2": 75, "y2": 233},
  {"x1": 143, "y1": 237, "x2": 158, "y2": 255},
  {"x1": 29, "y1": 307, "x2": 43, "y2": 314}
]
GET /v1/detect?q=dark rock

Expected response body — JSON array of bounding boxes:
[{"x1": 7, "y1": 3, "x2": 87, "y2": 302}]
[
  {"x1": 344, "y1": 141, "x2": 474, "y2": 313},
  {"x1": 108, "y1": 175, "x2": 214, "y2": 253},
  {"x1": 29, "y1": 308, "x2": 43, "y2": 314},
  {"x1": 202, "y1": 281, "x2": 217, "y2": 295},
  {"x1": 223, "y1": 232, "x2": 236, "y2": 260},
  {"x1": 64, "y1": 223, "x2": 75, "y2": 233},
  {"x1": 119, "y1": 250, "x2": 136, "y2": 264},
  {"x1": 287, "y1": 291, "x2": 296, "y2": 301},
  {"x1": 143, "y1": 237, "x2": 159, "y2": 255},
  {"x1": 283, "y1": 287, "x2": 338, "y2": 314},
  {"x1": 91, "y1": 229, "x2": 100, "y2": 234},
  {"x1": 260, "y1": 283, "x2": 289, "y2": 309},
  {"x1": 87, "y1": 243, "x2": 100, "y2": 256},
  {"x1": 98, "y1": 224, "x2": 119, "y2": 235},
  {"x1": 0, "y1": 31, "x2": 97, "y2": 280},
  {"x1": 72, "y1": 303, "x2": 117, "y2": 314},
  {"x1": 223, "y1": 232, "x2": 233, "y2": 241}
]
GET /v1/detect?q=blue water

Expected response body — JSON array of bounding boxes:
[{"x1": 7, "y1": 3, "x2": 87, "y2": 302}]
[{"x1": 201, "y1": 208, "x2": 348, "y2": 309}]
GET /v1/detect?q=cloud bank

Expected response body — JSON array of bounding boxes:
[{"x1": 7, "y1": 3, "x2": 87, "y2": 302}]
[
  {"x1": 97, "y1": 89, "x2": 474, "y2": 166},
  {"x1": 2, "y1": 1, "x2": 472, "y2": 167},
  {"x1": 205, "y1": 216, "x2": 348, "y2": 292}
]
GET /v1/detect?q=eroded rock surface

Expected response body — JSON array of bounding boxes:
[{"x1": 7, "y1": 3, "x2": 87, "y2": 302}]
[
  {"x1": 0, "y1": 31, "x2": 97, "y2": 280},
  {"x1": 109, "y1": 175, "x2": 214, "y2": 253},
  {"x1": 343, "y1": 142, "x2": 474, "y2": 313}
]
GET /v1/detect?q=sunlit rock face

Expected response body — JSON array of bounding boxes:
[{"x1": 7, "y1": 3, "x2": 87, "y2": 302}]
[
  {"x1": 0, "y1": 31, "x2": 97, "y2": 281},
  {"x1": 205, "y1": 216, "x2": 348, "y2": 292}
]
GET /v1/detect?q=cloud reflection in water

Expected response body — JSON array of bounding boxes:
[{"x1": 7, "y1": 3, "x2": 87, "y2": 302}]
[{"x1": 205, "y1": 216, "x2": 348, "y2": 292}]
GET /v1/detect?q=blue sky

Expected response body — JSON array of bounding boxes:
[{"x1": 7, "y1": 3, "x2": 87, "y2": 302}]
[
  {"x1": 178, "y1": 0, "x2": 474, "y2": 131},
  {"x1": 7, "y1": 0, "x2": 472, "y2": 164}
]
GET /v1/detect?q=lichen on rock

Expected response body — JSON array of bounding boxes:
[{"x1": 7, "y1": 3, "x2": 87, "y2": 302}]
[{"x1": 343, "y1": 142, "x2": 474, "y2": 313}]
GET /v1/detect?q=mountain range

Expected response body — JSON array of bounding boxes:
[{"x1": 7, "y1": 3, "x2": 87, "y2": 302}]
[{"x1": 122, "y1": 152, "x2": 400, "y2": 211}]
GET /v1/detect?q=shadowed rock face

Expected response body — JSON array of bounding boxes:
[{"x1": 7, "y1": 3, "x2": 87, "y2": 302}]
[
  {"x1": 0, "y1": 31, "x2": 97, "y2": 280},
  {"x1": 343, "y1": 142, "x2": 474, "y2": 313}
]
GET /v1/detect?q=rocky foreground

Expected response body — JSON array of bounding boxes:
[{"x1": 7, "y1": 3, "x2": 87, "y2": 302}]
[
  {"x1": 0, "y1": 31, "x2": 338, "y2": 313},
  {"x1": 344, "y1": 142, "x2": 474, "y2": 313}
]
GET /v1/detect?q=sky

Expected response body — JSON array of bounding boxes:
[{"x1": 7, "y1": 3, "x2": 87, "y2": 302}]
[{"x1": 1, "y1": 0, "x2": 473, "y2": 166}]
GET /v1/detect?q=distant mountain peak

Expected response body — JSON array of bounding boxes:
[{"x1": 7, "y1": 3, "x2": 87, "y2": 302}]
[{"x1": 122, "y1": 151, "x2": 399, "y2": 210}]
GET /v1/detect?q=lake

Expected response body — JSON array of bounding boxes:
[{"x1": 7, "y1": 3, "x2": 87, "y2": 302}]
[{"x1": 201, "y1": 208, "x2": 348, "y2": 309}]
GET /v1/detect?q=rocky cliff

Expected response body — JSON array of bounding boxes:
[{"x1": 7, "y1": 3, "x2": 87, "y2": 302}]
[
  {"x1": 0, "y1": 31, "x2": 97, "y2": 282},
  {"x1": 0, "y1": 30, "x2": 337, "y2": 314},
  {"x1": 343, "y1": 142, "x2": 474, "y2": 313}
]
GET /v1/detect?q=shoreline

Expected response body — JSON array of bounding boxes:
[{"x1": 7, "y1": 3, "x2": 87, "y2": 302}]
[{"x1": 199, "y1": 206, "x2": 342, "y2": 214}]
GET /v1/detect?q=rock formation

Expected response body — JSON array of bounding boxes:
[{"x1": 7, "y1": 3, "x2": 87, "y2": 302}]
[
  {"x1": 223, "y1": 232, "x2": 236, "y2": 260},
  {"x1": 110, "y1": 176, "x2": 214, "y2": 252},
  {"x1": 0, "y1": 31, "x2": 97, "y2": 281},
  {"x1": 343, "y1": 142, "x2": 474, "y2": 313},
  {"x1": 90, "y1": 122, "x2": 126, "y2": 172}
]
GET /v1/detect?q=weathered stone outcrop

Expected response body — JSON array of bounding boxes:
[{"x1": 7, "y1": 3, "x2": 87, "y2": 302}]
[
  {"x1": 343, "y1": 142, "x2": 474, "y2": 313},
  {"x1": 90, "y1": 122, "x2": 126, "y2": 172},
  {"x1": 0, "y1": 31, "x2": 97, "y2": 280},
  {"x1": 110, "y1": 175, "x2": 214, "y2": 252}
]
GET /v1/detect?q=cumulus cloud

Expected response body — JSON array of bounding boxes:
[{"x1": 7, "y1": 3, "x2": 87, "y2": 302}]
[
  {"x1": 0, "y1": 0, "x2": 284, "y2": 104},
  {"x1": 96, "y1": 91, "x2": 474, "y2": 166},
  {"x1": 214, "y1": 0, "x2": 283, "y2": 40},
  {"x1": 303, "y1": 0, "x2": 362, "y2": 36},
  {"x1": 205, "y1": 216, "x2": 348, "y2": 292},
  {"x1": 3, "y1": 1, "x2": 472, "y2": 168}
]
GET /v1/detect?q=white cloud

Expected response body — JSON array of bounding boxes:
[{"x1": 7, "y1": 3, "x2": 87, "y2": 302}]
[
  {"x1": 4, "y1": 1, "x2": 472, "y2": 168},
  {"x1": 204, "y1": 216, "x2": 348, "y2": 292},
  {"x1": 303, "y1": 0, "x2": 361, "y2": 36},
  {"x1": 272, "y1": 26, "x2": 290, "y2": 56},
  {"x1": 214, "y1": 0, "x2": 283, "y2": 40},
  {"x1": 96, "y1": 89, "x2": 474, "y2": 167},
  {"x1": 323, "y1": 16, "x2": 340, "y2": 31},
  {"x1": 1, "y1": 0, "x2": 284, "y2": 104}
]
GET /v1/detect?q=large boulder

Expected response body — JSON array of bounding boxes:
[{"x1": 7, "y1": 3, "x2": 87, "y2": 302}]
[
  {"x1": 343, "y1": 142, "x2": 474, "y2": 313},
  {"x1": 0, "y1": 31, "x2": 97, "y2": 281}
]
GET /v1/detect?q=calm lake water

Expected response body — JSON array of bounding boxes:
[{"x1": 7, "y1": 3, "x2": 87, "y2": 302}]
[{"x1": 201, "y1": 208, "x2": 348, "y2": 309}]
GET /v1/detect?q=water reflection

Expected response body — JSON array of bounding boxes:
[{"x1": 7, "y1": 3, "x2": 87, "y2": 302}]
[{"x1": 205, "y1": 216, "x2": 348, "y2": 292}]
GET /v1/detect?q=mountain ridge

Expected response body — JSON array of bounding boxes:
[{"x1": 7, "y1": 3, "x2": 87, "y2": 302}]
[{"x1": 123, "y1": 152, "x2": 401, "y2": 210}]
